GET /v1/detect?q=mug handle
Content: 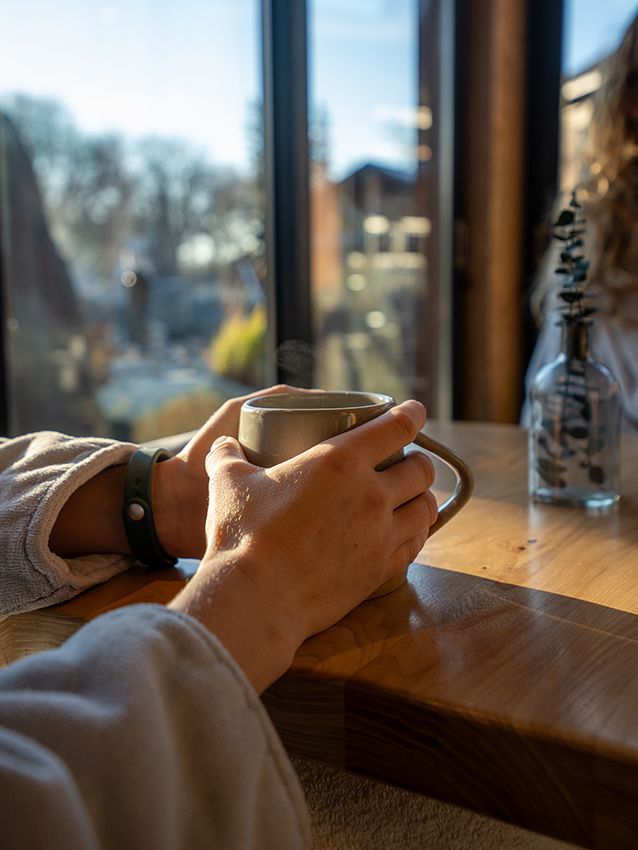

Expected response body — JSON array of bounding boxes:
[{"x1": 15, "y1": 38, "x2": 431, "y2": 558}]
[{"x1": 413, "y1": 432, "x2": 474, "y2": 535}]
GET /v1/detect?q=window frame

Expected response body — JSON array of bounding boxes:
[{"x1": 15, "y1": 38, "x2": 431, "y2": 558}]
[{"x1": 261, "y1": 0, "x2": 314, "y2": 387}]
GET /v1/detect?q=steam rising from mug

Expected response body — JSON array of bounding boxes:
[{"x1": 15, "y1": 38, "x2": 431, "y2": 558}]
[{"x1": 276, "y1": 340, "x2": 316, "y2": 387}]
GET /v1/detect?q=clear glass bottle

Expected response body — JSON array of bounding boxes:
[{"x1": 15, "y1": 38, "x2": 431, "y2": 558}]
[{"x1": 528, "y1": 321, "x2": 621, "y2": 509}]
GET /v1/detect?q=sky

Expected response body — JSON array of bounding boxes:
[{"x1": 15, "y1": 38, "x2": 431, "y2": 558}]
[
  {"x1": 0, "y1": 0, "x2": 636, "y2": 178},
  {"x1": 564, "y1": 0, "x2": 637, "y2": 75},
  {"x1": 0, "y1": 0, "x2": 262, "y2": 168}
]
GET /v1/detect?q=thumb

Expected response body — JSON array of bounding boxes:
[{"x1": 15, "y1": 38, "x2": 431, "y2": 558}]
[{"x1": 205, "y1": 435, "x2": 246, "y2": 475}]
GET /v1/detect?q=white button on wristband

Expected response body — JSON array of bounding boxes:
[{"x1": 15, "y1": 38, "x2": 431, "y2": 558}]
[{"x1": 122, "y1": 448, "x2": 178, "y2": 569}]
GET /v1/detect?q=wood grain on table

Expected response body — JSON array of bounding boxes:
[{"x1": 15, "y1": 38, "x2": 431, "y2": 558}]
[
  {"x1": 3, "y1": 421, "x2": 637, "y2": 849},
  {"x1": 263, "y1": 423, "x2": 638, "y2": 849}
]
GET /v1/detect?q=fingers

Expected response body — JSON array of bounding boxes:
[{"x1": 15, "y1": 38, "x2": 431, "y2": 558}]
[
  {"x1": 233, "y1": 384, "x2": 325, "y2": 407},
  {"x1": 329, "y1": 400, "x2": 427, "y2": 468},
  {"x1": 237, "y1": 384, "x2": 302, "y2": 403},
  {"x1": 204, "y1": 435, "x2": 246, "y2": 477},
  {"x1": 203, "y1": 438, "x2": 252, "y2": 552},
  {"x1": 203, "y1": 386, "x2": 300, "y2": 436},
  {"x1": 381, "y1": 450, "x2": 435, "y2": 509},
  {"x1": 390, "y1": 490, "x2": 438, "y2": 564},
  {"x1": 390, "y1": 531, "x2": 430, "y2": 575},
  {"x1": 396, "y1": 490, "x2": 438, "y2": 533},
  {"x1": 258, "y1": 384, "x2": 325, "y2": 396},
  {"x1": 182, "y1": 385, "x2": 326, "y2": 460}
]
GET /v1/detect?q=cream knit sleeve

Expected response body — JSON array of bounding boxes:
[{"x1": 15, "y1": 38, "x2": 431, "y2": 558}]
[
  {"x1": 0, "y1": 604, "x2": 310, "y2": 849},
  {"x1": 0, "y1": 431, "x2": 139, "y2": 618}
]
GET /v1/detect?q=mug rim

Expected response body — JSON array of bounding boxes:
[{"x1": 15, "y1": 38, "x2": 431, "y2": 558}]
[{"x1": 242, "y1": 390, "x2": 395, "y2": 412}]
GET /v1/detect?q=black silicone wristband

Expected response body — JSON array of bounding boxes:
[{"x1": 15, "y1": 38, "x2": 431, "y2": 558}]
[{"x1": 122, "y1": 448, "x2": 178, "y2": 569}]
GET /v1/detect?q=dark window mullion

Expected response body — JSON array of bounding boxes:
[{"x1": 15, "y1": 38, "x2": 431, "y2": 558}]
[{"x1": 261, "y1": 0, "x2": 314, "y2": 387}]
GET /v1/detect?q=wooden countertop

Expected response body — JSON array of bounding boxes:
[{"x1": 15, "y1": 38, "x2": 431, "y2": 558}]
[{"x1": 2, "y1": 421, "x2": 637, "y2": 849}]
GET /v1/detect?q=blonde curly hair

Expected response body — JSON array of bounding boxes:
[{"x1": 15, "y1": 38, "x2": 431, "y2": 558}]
[{"x1": 534, "y1": 12, "x2": 638, "y2": 323}]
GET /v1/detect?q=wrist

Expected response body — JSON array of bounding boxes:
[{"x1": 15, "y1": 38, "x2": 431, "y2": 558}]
[
  {"x1": 122, "y1": 449, "x2": 177, "y2": 568},
  {"x1": 170, "y1": 547, "x2": 302, "y2": 692},
  {"x1": 152, "y1": 455, "x2": 207, "y2": 559}
]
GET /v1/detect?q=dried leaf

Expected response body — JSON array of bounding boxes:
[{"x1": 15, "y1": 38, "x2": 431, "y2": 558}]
[
  {"x1": 554, "y1": 209, "x2": 575, "y2": 226},
  {"x1": 589, "y1": 466, "x2": 605, "y2": 484},
  {"x1": 536, "y1": 457, "x2": 567, "y2": 486},
  {"x1": 563, "y1": 424, "x2": 589, "y2": 439}
]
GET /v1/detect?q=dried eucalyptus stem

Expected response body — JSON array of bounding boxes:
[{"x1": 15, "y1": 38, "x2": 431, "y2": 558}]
[{"x1": 536, "y1": 191, "x2": 604, "y2": 488}]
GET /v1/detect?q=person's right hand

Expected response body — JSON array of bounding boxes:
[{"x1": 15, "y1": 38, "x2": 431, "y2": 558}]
[{"x1": 169, "y1": 399, "x2": 437, "y2": 693}]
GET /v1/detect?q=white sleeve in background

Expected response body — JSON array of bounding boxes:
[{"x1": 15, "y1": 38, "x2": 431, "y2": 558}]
[
  {"x1": 0, "y1": 603, "x2": 310, "y2": 850},
  {"x1": 0, "y1": 431, "x2": 139, "y2": 618}
]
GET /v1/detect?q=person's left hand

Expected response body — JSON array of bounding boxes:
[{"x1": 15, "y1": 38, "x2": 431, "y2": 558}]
[{"x1": 153, "y1": 384, "x2": 315, "y2": 558}]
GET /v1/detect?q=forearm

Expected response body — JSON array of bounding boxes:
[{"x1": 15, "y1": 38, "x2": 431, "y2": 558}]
[
  {"x1": 49, "y1": 462, "x2": 132, "y2": 558},
  {"x1": 0, "y1": 605, "x2": 309, "y2": 849}
]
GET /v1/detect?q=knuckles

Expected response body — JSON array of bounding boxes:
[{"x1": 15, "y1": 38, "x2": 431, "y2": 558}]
[
  {"x1": 206, "y1": 451, "x2": 246, "y2": 480},
  {"x1": 388, "y1": 407, "x2": 418, "y2": 448},
  {"x1": 407, "y1": 451, "x2": 436, "y2": 490},
  {"x1": 311, "y1": 442, "x2": 350, "y2": 477},
  {"x1": 424, "y1": 491, "x2": 438, "y2": 527},
  {"x1": 363, "y1": 484, "x2": 388, "y2": 515},
  {"x1": 311, "y1": 443, "x2": 392, "y2": 517}
]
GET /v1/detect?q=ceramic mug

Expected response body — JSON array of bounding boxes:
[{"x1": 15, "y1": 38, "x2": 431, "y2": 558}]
[{"x1": 238, "y1": 391, "x2": 474, "y2": 597}]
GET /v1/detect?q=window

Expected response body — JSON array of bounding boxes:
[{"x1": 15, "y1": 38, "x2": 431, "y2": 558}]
[
  {"x1": 1, "y1": 0, "x2": 454, "y2": 437},
  {"x1": 308, "y1": 0, "x2": 454, "y2": 414},
  {"x1": 560, "y1": 1, "x2": 637, "y2": 189},
  {"x1": 0, "y1": 0, "x2": 266, "y2": 440}
]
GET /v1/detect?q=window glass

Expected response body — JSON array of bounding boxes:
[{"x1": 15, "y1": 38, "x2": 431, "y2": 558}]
[
  {"x1": 560, "y1": 0, "x2": 637, "y2": 190},
  {"x1": 0, "y1": 0, "x2": 266, "y2": 440},
  {"x1": 308, "y1": 0, "x2": 449, "y2": 410}
]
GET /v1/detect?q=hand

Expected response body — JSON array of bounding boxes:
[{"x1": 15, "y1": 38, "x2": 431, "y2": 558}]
[
  {"x1": 169, "y1": 400, "x2": 437, "y2": 692},
  {"x1": 153, "y1": 384, "x2": 318, "y2": 558},
  {"x1": 49, "y1": 384, "x2": 313, "y2": 560}
]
